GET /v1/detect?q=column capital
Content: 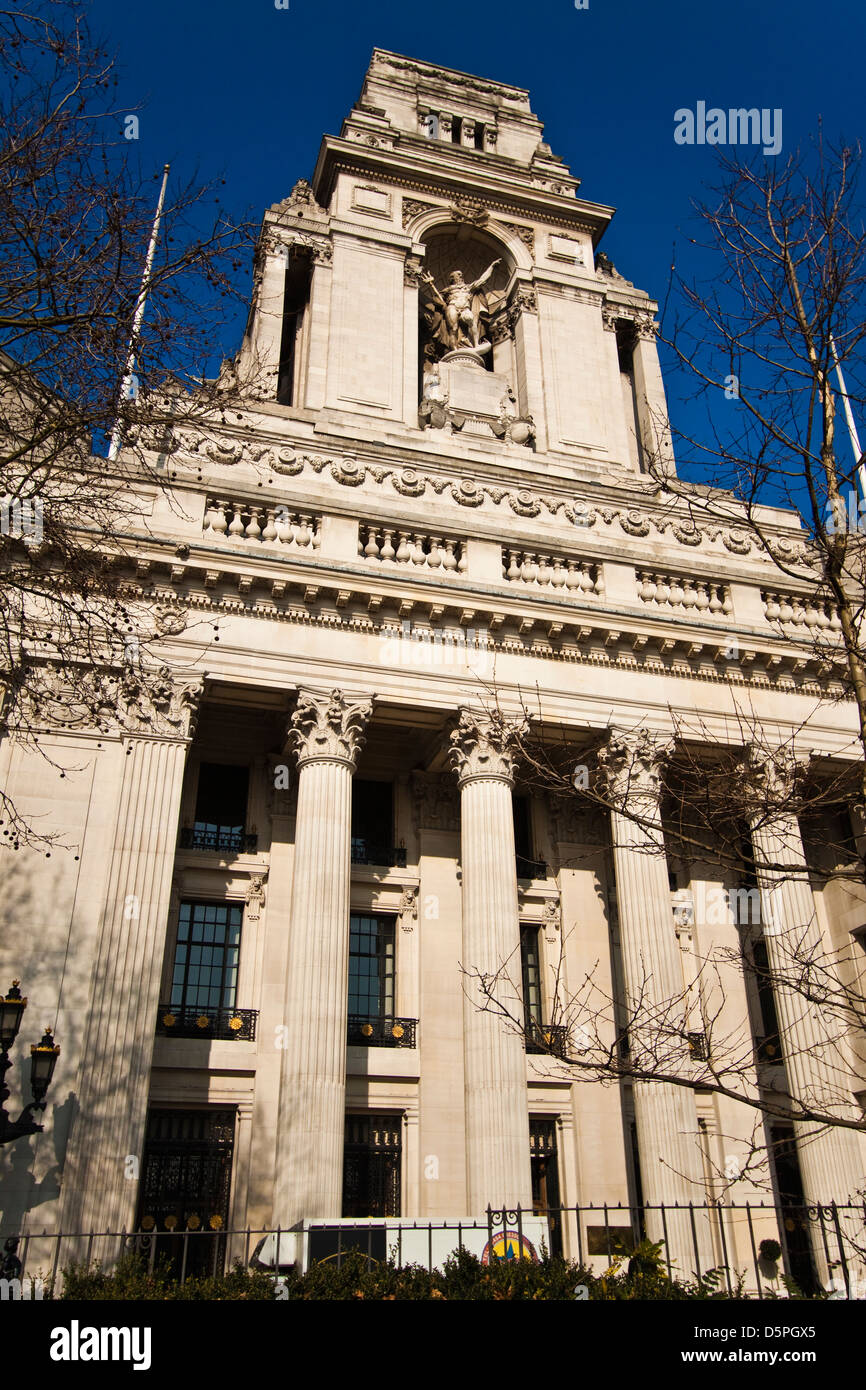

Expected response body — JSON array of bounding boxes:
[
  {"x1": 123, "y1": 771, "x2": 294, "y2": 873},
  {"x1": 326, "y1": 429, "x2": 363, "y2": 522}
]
[
  {"x1": 742, "y1": 744, "x2": 808, "y2": 814},
  {"x1": 449, "y1": 708, "x2": 527, "y2": 787},
  {"x1": 289, "y1": 688, "x2": 373, "y2": 770},
  {"x1": 595, "y1": 727, "x2": 674, "y2": 808}
]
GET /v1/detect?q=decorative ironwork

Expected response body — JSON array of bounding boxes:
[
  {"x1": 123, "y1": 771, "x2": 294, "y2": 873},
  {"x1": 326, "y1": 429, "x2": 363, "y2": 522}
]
[
  {"x1": 178, "y1": 826, "x2": 258, "y2": 854},
  {"x1": 157, "y1": 1004, "x2": 258, "y2": 1041},
  {"x1": 347, "y1": 1015, "x2": 417, "y2": 1048},
  {"x1": 525, "y1": 1022, "x2": 569, "y2": 1058},
  {"x1": 342, "y1": 1113, "x2": 402, "y2": 1218},
  {"x1": 136, "y1": 1108, "x2": 236, "y2": 1279},
  {"x1": 756, "y1": 1032, "x2": 783, "y2": 1065},
  {"x1": 687, "y1": 1031, "x2": 709, "y2": 1060},
  {"x1": 351, "y1": 838, "x2": 407, "y2": 867}
]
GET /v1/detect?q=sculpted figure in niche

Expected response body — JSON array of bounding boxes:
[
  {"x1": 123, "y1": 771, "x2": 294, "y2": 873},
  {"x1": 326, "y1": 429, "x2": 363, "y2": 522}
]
[{"x1": 420, "y1": 260, "x2": 501, "y2": 351}]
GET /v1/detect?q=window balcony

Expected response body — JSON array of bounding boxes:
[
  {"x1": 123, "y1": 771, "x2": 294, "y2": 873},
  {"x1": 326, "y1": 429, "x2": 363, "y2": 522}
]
[
  {"x1": 687, "y1": 1030, "x2": 709, "y2": 1060},
  {"x1": 347, "y1": 1015, "x2": 417, "y2": 1048},
  {"x1": 351, "y1": 838, "x2": 407, "y2": 868},
  {"x1": 756, "y1": 1033, "x2": 783, "y2": 1065},
  {"x1": 156, "y1": 1004, "x2": 258, "y2": 1041},
  {"x1": 178, "y1": 826, "x2": 258, "y2": 855},
  {"x1": 524, "y1": 1022, "x2": 568, "y2": 1058}
]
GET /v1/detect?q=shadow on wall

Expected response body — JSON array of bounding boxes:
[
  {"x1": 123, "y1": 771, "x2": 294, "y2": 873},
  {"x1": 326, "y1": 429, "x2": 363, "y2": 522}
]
[{"x1": 0, "y1": 853, "x2": 83, "y2": 1234}]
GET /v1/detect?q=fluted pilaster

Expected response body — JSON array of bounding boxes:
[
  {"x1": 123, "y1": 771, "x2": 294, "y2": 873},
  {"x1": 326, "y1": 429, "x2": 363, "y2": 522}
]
[
  {"x1": 746, "y1": 747, "x2": 866, "y2": 1284},
  {"x1": 598, "y1": 728, "x2": 714, "y2": 1274},
  {"x1": 274, "y1": 689, "x2": 372, "y2": 1224},
  {"x1": 451, "y1": 709, "x2": 533, "y2": 1212},
  {"x1": 60, "y1": 678, "x2": 201, "y2": 1234}
]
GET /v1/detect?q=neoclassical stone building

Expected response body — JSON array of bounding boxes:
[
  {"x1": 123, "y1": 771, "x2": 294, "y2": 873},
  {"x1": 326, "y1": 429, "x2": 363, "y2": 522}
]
[{"x1": 2, "y1": 50, "x2": 864, "y2": 1286}]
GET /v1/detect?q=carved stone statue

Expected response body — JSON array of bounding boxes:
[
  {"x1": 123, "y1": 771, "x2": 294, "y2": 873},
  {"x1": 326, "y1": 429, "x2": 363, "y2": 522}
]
[{"x1": 420, "y1": 260, "x2": 501, "y2": 351}]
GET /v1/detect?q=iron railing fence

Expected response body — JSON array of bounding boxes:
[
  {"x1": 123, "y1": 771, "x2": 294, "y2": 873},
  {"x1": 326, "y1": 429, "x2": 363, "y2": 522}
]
[{"x1": 5, "y1": 1201, "x2": 864, "y2": 1297}]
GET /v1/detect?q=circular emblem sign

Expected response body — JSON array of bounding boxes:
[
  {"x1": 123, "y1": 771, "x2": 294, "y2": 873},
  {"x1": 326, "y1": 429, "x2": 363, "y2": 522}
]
[{"x1": 480, "y1": 1231, "x2": 539, "y2": 1264}]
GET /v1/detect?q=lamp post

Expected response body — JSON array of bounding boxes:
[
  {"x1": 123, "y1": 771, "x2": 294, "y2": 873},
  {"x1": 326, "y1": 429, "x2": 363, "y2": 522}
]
[{"x1": 0, "y1": 981, "x2": 60, "y2": 1145}]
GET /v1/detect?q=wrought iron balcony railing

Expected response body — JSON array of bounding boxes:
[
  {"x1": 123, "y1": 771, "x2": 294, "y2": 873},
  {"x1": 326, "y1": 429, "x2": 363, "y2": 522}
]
[
  {"x1": 178, "y1": 826, "x2": 258, "y2": 855},
  {"x1": 524, "y1": 1022, "x2": 569, "y2": 1058},
  {"x1": 516, "y1": 855, "x2": 547, "y2": 880},
  {"x1": 347, "y1": 1014, "x2": 417, "y2": 1048},
  {"x1": 157, "y1": 1005, "x2": 258, "y2": 1041},
  {"x1": 756, "y1": 1032, "x2": 783, "y2": 1065},
  {"x1": 687, "y1": 1030, "x2": 709, "y2": 1060},
  {"x1": 351, "y1": 839, "x2": 407, "y2": 868}
]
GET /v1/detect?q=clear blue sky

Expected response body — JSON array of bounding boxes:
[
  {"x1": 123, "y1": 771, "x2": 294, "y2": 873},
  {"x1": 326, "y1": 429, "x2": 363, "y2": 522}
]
[{"x1": 88, "y1": 0, "x2": 866, "y2": 479}]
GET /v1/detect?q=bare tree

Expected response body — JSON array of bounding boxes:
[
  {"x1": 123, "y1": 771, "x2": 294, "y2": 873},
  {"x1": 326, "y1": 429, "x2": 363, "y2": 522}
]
[
  {"x1": 654, "y1": 137, "x2": 866, "y2": 799},
  {"x1": 462, "y1": 140, "x2": 866, "y2": 1205},
  {"x1": 0, "y1": 1, "x2": 258, "y2": 845}
]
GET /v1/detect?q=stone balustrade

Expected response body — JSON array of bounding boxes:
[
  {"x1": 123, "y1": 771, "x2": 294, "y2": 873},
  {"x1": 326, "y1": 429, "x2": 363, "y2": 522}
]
[
  {"x1": 637, "y1": 569, "x2": 731, "y2": 617},
  {"x1": 204, "y1": 499, "x2": 321, "y2": 550},
  {"x1": 763, "y1": 590, "x2": 842, "y2": 631},
  {"x1": 358, "y1": 525, "x2": 467, "y2": 572},
  {"x1": 503, "y1": 549, "x2": 602, "y2": 596}
]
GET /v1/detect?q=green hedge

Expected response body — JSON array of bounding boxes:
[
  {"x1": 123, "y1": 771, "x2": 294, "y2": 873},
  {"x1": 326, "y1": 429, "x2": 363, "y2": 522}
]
[{"x1": 52, "y1": 1241, "x2": 802, "y2": 1300}]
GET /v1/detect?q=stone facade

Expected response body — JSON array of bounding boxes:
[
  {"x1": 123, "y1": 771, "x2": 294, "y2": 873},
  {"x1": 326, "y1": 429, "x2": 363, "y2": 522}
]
[{"x1": 1, "y1": 50, "x2": 864, "y2": 1287}]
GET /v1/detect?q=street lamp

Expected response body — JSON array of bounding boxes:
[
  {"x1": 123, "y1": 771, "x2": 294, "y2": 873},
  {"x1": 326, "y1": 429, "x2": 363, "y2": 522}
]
[{"x1": 0, "y1": 981, "x2": 61, "y2": 1145}]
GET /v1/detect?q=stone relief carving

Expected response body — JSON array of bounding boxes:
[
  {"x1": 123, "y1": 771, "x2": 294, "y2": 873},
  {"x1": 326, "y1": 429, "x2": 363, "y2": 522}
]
[
  {"x1": 449, "y1": 708, "x2": 528, "y2": 785},
  {"x1": 152, "y1": 604, "x2": 188, "y2": 637},
  {"x1": 502, "y1": 222, "x2": 536, "y2": 253},
  {"x1": 245, "y1": 874, "x2": 267, "y2": 920},
  {"x1": 542, "y1": 898, "x2": 562, "y2": 943},
  {"x1": 399, "y1": 887, "x2": 419, "y2": 932},
  {"x1": 160, "y1": 431, "x2": 810, "y2": 564},
  {"x1": 449, "y1": 197, "x2": 489, "y2": 226},
  {"x1": 410, "y1": 772, "x2": 459, "y2": 831},
  {"x1": 288, "y1": 688, "x2": 373, "y2": 769},
  {"x1": 401, "y1": 197, "x2": 437, "y2": 228}
]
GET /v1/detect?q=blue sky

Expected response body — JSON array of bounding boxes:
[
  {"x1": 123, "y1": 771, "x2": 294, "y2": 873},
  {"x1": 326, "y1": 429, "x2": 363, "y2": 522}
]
[{"x1": 88, "y1": 0, "x2": 866, "y2": 484}]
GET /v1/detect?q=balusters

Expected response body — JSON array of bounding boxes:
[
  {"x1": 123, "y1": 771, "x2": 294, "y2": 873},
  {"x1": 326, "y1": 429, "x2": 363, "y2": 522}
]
[
  {"x1": 503, "y1": 548, "x2": 599, "y2": 597},
  {"x1": 357, "y1": 526, "x2": 465, "y2": 572},
  {"x1": 638, "y1": 569, "x2": 732, "y2": 618},
  {"x1": 204, "y1": 498, "x2": 321, "y2": 551}
]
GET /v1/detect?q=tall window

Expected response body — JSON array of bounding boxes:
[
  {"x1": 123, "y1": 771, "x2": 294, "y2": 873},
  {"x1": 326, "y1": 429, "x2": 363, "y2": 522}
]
[
  {"x1": 342, "y1": 1114, "x2": 402, "y2": 1218},
  {"x1": 189, "y1": 763, "x2": 249, "y2": 853},
  {"x1": 137, "y1": 1109, "x2": 235, "y2": 1278},
  {"x1": 520, "y1": 925, "x2": 543, "y2": 1035},
  {"x1": 171, "y1": 901, "x2": 242, "y2": 1013},
  {"x1": 530, "y1": 1117, "x2": 563, "y2": 1257},
  {"x1": 348, "y1": 913, "x2": 395, "y2": 1020}
]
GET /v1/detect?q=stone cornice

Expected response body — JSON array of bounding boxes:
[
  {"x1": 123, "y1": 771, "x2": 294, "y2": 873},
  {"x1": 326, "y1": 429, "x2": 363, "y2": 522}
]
[{"x1": 313, "y1": 143, "x2": 610, "y2": 237}]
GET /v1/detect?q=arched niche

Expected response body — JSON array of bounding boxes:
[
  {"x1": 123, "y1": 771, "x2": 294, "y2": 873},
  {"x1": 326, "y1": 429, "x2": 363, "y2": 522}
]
[{"x1": 416, "y1": 223, "x2": 515, "y2": 385}]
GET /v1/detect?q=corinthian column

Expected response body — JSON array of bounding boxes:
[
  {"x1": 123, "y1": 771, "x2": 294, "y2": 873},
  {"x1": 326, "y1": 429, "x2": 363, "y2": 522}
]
[
  {"x1": 274, "y1": 689, "x2": 373, "y2": 1225},
  {"x1": 597, "y1": 729, "x2": 713, "y2": 1274},
  {"x1": 745, "y1": 747, "x2": 866, "y2": 1286},
  {"x1": 450, "y1": 709, "x2": 533, "y2": 1213},
  {"x1": 60, "y1": 672, "x2": 202, "y2": 1235}
]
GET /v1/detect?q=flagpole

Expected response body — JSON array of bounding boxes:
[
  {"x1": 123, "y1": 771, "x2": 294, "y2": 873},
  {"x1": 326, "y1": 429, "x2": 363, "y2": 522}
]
[
  {"x1": 828, "y1": 332, "x2": 866, "y2": 501},
  {"x1": 107, "y1": 163, "x2": 171, "y2": 460}
]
